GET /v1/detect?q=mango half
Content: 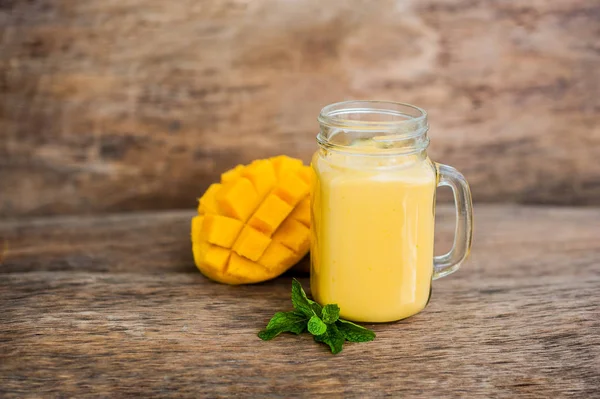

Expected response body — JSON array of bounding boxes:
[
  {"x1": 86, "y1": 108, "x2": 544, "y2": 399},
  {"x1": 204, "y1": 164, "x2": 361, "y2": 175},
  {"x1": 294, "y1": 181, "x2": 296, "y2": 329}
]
[{"x1": 191, "y1": 156, "x2": 311, "y2": 284}]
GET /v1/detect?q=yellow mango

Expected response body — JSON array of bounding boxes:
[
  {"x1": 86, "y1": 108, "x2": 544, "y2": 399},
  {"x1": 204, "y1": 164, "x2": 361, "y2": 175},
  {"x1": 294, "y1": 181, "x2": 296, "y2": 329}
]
[
  {"x1": 198, "y1": 184, "x2": 221, "y2": 214},
  {"x1": 191, "y1": 215, "x2": 205, "y2": 242},
  {"x1": 289, "y1": 196, "x2": 310, "y2": 227},
  {"x1": 298, "y1": 166, "x2": 313, "y2": 185},
  {"x1": 201, "y1": 214, "x2": 244, "y2": 248},
  {"x1": 273, "y1": 173, "x2": 309, "y2": 206},
  {"x1": 192, "y1": 241, "x2": 231, "y2": 281},
  {"x1": 226, "y1": 253, "x2": 269, "y2": 283},
  {"x1": 242, "y1": 159, "x2": 277, "y2": 198},
  {"x1": 216, "y1": 177, "x2": 259, "y2": 222},
  {"x1": 193, "y1": 242, "x2": 246, "y2": 285},
  {"x1": 232, "y1": 225, "x2": 272, "y2": 261},
  {"x1": 201, "y1": 243, "x2": 231, "y2": 271},
  {"x1": 191, "y1": 155, "x2": 312, "y2": 284},
  {"x1": 248, "y1": 194, "x2": 293, "y2": 235},
  {"x1": 271, "y1": 155, "x2": 303, "y2": 178},
  {"x1": 221, "y1": 165, "x2": 245, "y2": 184},
  {"x1": 272, "y1": 218, "x2": 310, "y2": 254},
  {"x1": 258, "y1": 242, "x2": 297, "y2": 272}
]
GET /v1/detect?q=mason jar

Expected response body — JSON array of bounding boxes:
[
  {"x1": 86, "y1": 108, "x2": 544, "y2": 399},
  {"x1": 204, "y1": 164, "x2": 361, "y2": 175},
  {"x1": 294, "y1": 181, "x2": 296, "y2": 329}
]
[{"x1": 311, "y1": 101, "x2": 473, "y2": 323}]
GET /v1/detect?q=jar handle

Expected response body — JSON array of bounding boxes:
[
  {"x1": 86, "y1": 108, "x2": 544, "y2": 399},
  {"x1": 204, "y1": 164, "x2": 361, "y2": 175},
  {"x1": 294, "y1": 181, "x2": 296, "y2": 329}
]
[{"x1": 433, "y1": 163, "x2": 474, "y2": 280}]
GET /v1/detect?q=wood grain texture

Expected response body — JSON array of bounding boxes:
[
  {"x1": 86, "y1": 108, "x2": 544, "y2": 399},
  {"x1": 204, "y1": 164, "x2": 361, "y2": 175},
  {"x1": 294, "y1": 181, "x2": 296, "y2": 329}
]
[
  {"x1": 1, "y1": 204, "x2": 599, "y2": 397},
  {"x1": 1, "y1": 0, "x2": 600, "y2": 217}
]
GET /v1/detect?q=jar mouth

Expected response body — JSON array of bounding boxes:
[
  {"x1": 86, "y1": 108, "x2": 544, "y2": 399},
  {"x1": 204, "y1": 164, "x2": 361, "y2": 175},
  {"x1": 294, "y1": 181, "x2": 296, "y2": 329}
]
[
  {"x1": 317, "y1": 100, "x2": 429, "y2": 155},
  {"x1": 318, "y1": 100, "x2": 428, "y2": 129}
]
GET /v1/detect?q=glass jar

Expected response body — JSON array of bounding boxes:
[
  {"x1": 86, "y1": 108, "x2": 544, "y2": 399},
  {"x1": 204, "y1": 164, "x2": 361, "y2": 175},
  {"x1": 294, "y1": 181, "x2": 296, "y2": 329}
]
[{"x1": 311, "y1": 101, "x2": 473, "y2": 323}]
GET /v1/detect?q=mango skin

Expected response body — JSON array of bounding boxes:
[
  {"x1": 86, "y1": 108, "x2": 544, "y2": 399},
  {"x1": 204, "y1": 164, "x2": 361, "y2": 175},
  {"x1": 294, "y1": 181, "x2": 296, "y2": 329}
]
[{"x1": 191, "y1": 156, "x2": 312, "y2": 284}]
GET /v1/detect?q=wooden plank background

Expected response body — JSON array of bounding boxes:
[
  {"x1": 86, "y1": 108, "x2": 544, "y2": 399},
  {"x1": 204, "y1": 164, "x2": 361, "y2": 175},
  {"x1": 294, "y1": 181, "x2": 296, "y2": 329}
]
[
  {"x1": 1, "y1": 205, "x2": 599, "y2": 396},
  {"x1": 1, "y1": 0, "x2": 600, "y2": 217}
]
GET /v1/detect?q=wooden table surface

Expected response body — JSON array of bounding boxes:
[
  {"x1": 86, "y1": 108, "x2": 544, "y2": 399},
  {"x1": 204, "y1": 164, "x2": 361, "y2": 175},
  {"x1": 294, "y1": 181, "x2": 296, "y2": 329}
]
[{"x1": 1, "y1": 204, "x2": 599, "y2": 397}]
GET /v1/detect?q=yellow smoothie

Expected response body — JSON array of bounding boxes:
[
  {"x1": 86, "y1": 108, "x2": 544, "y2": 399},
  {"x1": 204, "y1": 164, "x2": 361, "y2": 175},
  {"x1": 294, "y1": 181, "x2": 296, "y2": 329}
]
[{"x1": 311, "y1": 141, "x2": 437, "y2": 322}]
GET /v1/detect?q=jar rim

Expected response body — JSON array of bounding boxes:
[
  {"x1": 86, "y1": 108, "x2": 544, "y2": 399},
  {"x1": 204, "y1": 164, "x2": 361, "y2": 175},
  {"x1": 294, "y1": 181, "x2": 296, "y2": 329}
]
[
  {"x1": 318, "y1": 100, "x2": 428, "y2": 130},
  {"x1": 317, "y1": 100, "x2": 430, "y2": 155}
]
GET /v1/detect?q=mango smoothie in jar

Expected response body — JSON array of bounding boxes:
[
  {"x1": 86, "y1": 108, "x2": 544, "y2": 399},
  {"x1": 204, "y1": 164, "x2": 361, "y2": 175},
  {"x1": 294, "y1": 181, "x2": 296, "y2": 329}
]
[{"x1": 311, "y1": 101, "x2": 473, "y2": 323}]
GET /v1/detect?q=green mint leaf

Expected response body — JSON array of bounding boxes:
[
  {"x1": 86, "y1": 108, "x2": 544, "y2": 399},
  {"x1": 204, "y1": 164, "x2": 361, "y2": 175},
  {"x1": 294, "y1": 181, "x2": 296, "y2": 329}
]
[
  {"x1": 310, "y1": 302, "x2": 323, "y2": 318},
  {"x1": 291, "y1": 278, "x2": 321, "y2": 318},
  {"x1": 258, "y1": 310, "x2": 308, "y2": 341},
  {"x1": 336, "y1": 319, "x2": 376, "y2": 342},
  {"x1": 314, "y1": 323, "x2": 345, "y2": 354},
  {"x1": 264, "y1": 310, "x2": 307, "y2": 332},
  {"x1": 307, "y1": 315, "x2": 327, "y2": 335},
  {"x1": 259, "y1": 279, "x2": 376, "y2": 354},
  {"x1": 258, "y1": 329, "x2": 283, "y2": 341},
  {"x1": 321, "y1": 304, "x2": 340, "y2": 324}
]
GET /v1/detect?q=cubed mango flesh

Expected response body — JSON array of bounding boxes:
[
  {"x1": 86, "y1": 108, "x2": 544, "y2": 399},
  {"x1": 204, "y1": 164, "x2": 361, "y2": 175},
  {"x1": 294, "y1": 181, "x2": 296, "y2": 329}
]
[
  {"x1": 193, "y1": 241, "x2": 231, "y2": 276},
  {"x1": 232, "y1": 225, "x2": 272, "y2": 261},
  {"x1": 272, "y1": 218, "x2": 310, "y2": 254},
  {"x1": 273, "y1": 173, "x2": 309, "y2": 206},
  {"x1": 221, "y1": 165, "x2": 245, "y2": 184},
  {"x1": 242, "y1": 159, "x2": 277, "y2": 198},
  {"x1": 258, "y1": 241, "x2": 297, "y2": 273},
  {"x1": 248, "y1": 194, "x2": 293, "y2": 235},
  {"x1": 191, "y1": 156, "x2": 312, "y2": 284},
  {"x1": 191, "y1": 215, "x2": 205, "y2": 242},
  {"x1": 201, "y1": 214, "x2": 244, "y2": 248},
  {"x1": 289, "y1": 197, "x2": 310, "y2": 227},
  {"x1": 297, "y1": 166, "x2": 313, "y2": 185},
  {"x1": 216, "y1": 177, "x2": 259, "y2": 222},
  {"x1": 271, "y1": 155, "x2": 303, "y2": 178},
  {"x1": 198, "y1": 184, "x2": 221, "y2": 214},
  {"x1": 226, "y1": 253, "x2": 270, "y2": 283}
]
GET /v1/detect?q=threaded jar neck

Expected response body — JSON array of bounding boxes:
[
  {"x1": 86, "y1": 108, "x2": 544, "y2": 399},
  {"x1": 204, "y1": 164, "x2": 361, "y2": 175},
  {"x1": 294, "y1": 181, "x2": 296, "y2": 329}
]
[{"x1": 317, "y1": 101, "x2": 429, "y2": 155}]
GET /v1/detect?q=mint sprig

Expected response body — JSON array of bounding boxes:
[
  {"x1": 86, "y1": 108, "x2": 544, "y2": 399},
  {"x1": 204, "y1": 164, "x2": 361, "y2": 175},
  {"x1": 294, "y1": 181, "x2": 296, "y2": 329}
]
[
  {"x1": 322, "y1": 304, "x2": 340, "y2": 324},
  {"x1": 258, "y1": 279, "x2": 376, "y2": 354},
  {"x1": 257, "y1": 310, "x2": 307, "y2": 340}
]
